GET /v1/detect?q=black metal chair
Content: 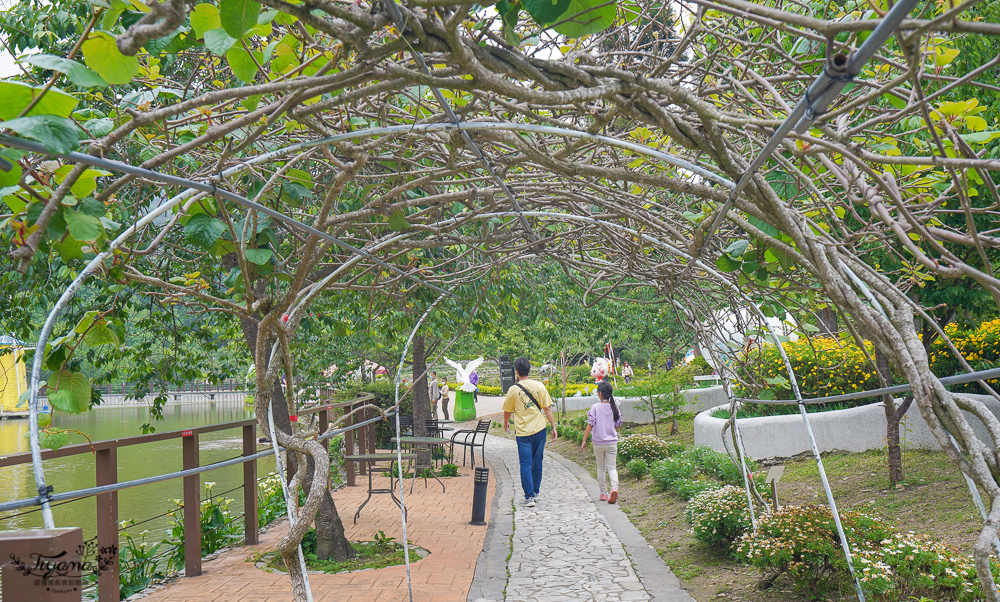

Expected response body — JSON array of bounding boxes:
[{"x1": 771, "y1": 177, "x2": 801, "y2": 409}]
[
  {"x1": 450, "y1": 419, "x2": 491, "y2": 467},
  {"x1": 398, "y1": 414, "x2": 414, "y2": 436}
]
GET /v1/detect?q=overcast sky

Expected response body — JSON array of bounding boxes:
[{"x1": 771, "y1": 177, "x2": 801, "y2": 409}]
[{"x1": 0, "y1": 0, "x2": 23, "y2": 78}]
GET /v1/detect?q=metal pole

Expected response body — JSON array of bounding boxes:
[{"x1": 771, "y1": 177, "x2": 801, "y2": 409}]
[
  {"x1": 675, "y1": 0, "x2": 922, "y2": 280},
  {"x1": 393, "y1": 291, "x2": 449, "y2": 602}
]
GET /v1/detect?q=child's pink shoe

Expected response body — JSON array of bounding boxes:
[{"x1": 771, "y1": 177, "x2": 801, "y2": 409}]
[
  {"x1": 599, "y1": 494, "x2": 608, "y2": 501},
  {"x1": 608, "y1": 489, "x2": 618, "y2": 504}
]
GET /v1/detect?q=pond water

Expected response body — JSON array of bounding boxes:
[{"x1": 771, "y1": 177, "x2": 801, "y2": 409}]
[{"x1": 0, "y1": 401, "x2": 276, "y2": 547}]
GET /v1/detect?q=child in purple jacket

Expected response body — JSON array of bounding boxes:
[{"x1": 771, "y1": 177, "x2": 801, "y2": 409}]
[{"x1": 580, "y1": 381, "x2": 623, "y2": 503}]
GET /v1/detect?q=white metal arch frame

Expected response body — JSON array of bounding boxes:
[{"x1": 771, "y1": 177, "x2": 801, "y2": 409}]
[{"x1": 2, "y1": 119, "x2": 865, "y2": 598}]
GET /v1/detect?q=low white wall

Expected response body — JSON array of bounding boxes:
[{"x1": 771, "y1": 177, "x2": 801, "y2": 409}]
[
  {"x1": 556, "y1": 395, "x2": 653, "y2": 423},
  {"x1": 693, "y1": 394, "x2": 1000, "y2": 460},
  {"x1": 553, "y1": 384, "x2": 728, "y2": 424}
]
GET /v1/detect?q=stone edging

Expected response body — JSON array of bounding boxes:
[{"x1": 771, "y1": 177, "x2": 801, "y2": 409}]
[{"x1": 467, "y1": 442, "x2": 513, "y2": 602}]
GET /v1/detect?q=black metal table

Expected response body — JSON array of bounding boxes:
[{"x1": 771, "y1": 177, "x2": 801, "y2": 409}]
[
  {"x1": 392, "y1": 436, "x2": 450, "y2": 492},
  {"x1": 343, "y1": 453, "x2": 416, "y2": 524}
]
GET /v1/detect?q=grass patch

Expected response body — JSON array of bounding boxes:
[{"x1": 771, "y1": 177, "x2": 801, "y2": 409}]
[{"x1": 262, "y1": 529, "x2": 420, "y2": 574}]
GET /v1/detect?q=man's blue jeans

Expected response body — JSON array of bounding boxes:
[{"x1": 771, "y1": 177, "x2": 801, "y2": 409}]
[{"x1": 516, "y1": 428, "x2": 547, "y2": 499}]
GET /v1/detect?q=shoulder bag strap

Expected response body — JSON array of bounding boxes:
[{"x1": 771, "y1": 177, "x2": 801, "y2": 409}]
[{"x1": 514, "y1": 383, "x2": 543, "y2": 412}]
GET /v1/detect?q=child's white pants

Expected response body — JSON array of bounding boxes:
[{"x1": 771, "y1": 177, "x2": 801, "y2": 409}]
[{"x1": 592, "y1": 443, "x2": 619, "y2": 495}]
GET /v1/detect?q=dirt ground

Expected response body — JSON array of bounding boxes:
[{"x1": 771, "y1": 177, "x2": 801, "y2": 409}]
[{"x1": 542, "y1": 411, "x2": 986, "y2": 601}]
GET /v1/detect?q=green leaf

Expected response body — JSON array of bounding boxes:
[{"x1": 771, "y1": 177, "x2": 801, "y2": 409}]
[
  {"x1": 801, "y1": 322, "x2": 820, "y2": 333},
  {"x1": 37, "y1": 428, "x2": 69, "y2": 450},
  {"x1": 226, "y1": 47, "x2": 260, "y2": 82},
  {"x1": 50, "y1": 370, "x2": 91, "y2": 413},
  {"x1": 0, "y1": 81, "x2": 78, "y2": 121},
  {"x1": 388, "y1": 209, "x2": 409, "y2": 231},
  {"x1": 79, "y1": 197, "x2": 108, "y2": 218},
  {"x1": 724, "y1": 239, "x2": 749, "y2": 258},
  {"x1": 82, "y1": 31, "x2": 140, "y2": 85},
  {"x1": 0, "y1": 149, "x2": 22, "y2": 187},
  {"x1": 244, "y1": 247, "x2": 273, "y2": 265},
  {"x1": 103, "y1": 0, "x2": 126, "y2": 30},
  {"x1": 83, "y1": 323, "x2": 121, "y2": 347},
  {"x1": 497, "y1": 0, "x2": 521, "y2": 45},
  {"x1": 26, "y1": 54, "x2": 108, "y2": 88},
  {"x1": 523, "y1": 0, "x2": 571, "y2": 24},
  {"x1": 714, "y1": 254, "x2": 741, "y2": 272},
  {"x1": 184, "y1": 213, "x2": 227, "y2": 248},
  {"x1": 757, "y1": 389, "x2": 775, "y2": 401},
  {"x1": 65, "y1": 209, "x2": 103, "y2": 241},
  {"x1": 960, "y1": 131, "x2": 1000, "y2": 145},
  {"x1": 83, "y1": 117, "x2": 115, "y2": 137},
  {"x1": 37, "y1": 412, "x2": 52, "y2": 428},
  {"x1": 204, "y1": 28, "x2": 238, "y2": 55},
  {"x1": 74, "y1": 310, "x2": 101, "y2": 334},
  {"x1": 53, "y1": 238, "x2": 85, "y2": 261},
  {"x1": 1, "y1": 115, "x2": 80, "y2": 155},
  {"x1": 54, "y1": 166, "x2": 111, "y2": 198},
  {"x1": 552, "y1": 0, "x2": 617, "y2": 38},
  {"x1": 220, "y1": 0, "x2": 260, "y2": 38},
  {"x1": 241, "y1": 94, "x2": 261, "y2": 112},
  {"x1": 190, "y1": 3, "x2": 221, "y2": 39}
]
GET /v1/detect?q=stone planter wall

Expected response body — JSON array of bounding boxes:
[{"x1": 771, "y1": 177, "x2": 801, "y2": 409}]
[{"x1": 693, "y1": 394, "x2": 1000, "y2": 460}]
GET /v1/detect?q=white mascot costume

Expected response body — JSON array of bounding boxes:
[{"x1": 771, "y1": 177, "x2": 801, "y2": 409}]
[{"x1": 591, "y1": 357, "x2": 610, "y2": 384}]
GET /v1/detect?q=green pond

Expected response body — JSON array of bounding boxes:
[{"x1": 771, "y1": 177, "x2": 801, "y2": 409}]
[{"x1": 0, "y1": 401, "x2": 277, "y2": 547}]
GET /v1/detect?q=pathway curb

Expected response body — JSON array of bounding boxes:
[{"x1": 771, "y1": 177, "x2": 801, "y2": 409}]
[{"x1": 468, "y1": 442, "x2": 514, "y2": 602}]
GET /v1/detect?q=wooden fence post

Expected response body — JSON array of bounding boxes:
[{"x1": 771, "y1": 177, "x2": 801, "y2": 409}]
[
  {"x1": 242, "y1": 424, "x2": 258, "y2": 546},
  {"x1": 182, "y1": 432, "x2": 201, "y2": 577},
  {"x1": 95, "y1": 447, "x2": 119, "y2": 602}
]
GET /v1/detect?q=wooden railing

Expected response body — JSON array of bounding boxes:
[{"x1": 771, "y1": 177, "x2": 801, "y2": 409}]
[{"x1": 0, "y1": 392, "x2": 379, "y2": 602}]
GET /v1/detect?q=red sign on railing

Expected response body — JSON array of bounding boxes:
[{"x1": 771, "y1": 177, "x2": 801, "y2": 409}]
[{"x1": 181, "y1": 430, "x2": 193, "y2": 437}]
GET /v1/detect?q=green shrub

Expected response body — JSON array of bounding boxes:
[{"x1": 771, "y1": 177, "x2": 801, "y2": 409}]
[
  {"x1": 673, "y1": 478, "x2": 720, "y2": 500},
  {"x1": 568, "y1": 364, "x2": 593, "y2": 383},
  {"x1": 257, "y1": 471, "x2": 287, "y2": 528},
  {"x1": 650, "y1": 456, "x2": 697, "y2": 490},
  {"x1": 627, "y1": 458, "x2": 649, "y2": 478},
  {"x1": 438, "y1": 463, "x2": 459, "y2": 477},
  {"x1": 478, "y1": 385, "x2": 503, "y2": 396},
  {"x1": 734, "y1": 505, "x2": 895, "y2": 598},
  {"x1": 685, "y1": 485, "x2": 754, "y2": 551},
  {"x1": 666, "y1": 441, "x2": 686, "y2": 455},
  {"x1": 618, "y1": 434, "x2": 670, "y2": 464},
  {"x1": 679, "y1": 445, "x2": 756, "y2": 486},
  {"x1": 690, "y1": 356, "x2": 712, "y2": 374}
]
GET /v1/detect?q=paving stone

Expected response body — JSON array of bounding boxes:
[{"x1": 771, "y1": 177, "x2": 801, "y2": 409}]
[{"x1": 486, "y1": 435, "x2": 653, "y2": 601}]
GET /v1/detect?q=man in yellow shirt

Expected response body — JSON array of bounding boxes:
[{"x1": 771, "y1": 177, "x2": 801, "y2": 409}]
[{"x1": 503, "y1": 357, "x2": 558, "y2": 507}]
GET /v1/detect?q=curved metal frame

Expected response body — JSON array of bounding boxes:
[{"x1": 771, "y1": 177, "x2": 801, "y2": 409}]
[{"x1": 2, "y1": 119, "x2": 863, "y2": 598}]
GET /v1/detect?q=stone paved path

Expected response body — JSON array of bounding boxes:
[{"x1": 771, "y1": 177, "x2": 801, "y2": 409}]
[{"x1": 482, "y1": 434, "x2": 694, "y2": 602}]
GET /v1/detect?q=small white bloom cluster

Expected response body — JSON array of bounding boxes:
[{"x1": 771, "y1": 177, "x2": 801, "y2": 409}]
[
  {"x1": 618, "y1": 434, "x2": 670, "y2": 464},
  {"x1": 685, "y1": 485, "x2": 753, "y2": 549}
]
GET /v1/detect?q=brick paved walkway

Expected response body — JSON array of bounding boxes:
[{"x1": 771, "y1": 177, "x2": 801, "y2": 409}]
[{"x1": 139, "y1": 460, "x2": 494, "y2": 602}]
